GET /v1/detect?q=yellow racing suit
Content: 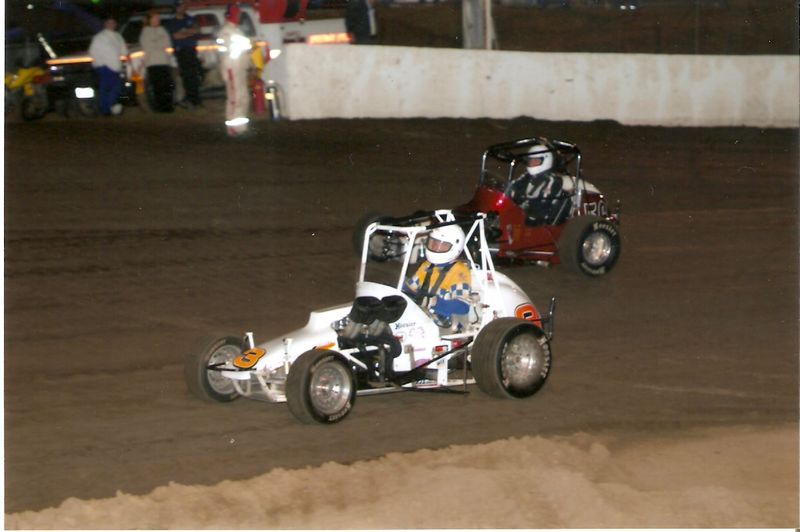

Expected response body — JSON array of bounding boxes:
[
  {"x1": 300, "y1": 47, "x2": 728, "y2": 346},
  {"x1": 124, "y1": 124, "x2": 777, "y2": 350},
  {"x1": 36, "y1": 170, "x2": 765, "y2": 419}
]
[{"x1": 404, "y1": 260, "x2": 471, "y2": 328}]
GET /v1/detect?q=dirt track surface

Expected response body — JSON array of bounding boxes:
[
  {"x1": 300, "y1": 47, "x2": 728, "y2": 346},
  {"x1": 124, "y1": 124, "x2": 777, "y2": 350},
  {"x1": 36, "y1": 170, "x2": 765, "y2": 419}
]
[{"x1": 3, "y1": 102, "x2": 799, "y2": 516}]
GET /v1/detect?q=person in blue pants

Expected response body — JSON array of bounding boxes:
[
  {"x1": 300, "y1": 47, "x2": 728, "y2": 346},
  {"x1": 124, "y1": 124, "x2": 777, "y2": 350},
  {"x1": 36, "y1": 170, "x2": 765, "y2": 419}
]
[{"x1": 88, "y1": 18, "x2": 128, "y2": 116}]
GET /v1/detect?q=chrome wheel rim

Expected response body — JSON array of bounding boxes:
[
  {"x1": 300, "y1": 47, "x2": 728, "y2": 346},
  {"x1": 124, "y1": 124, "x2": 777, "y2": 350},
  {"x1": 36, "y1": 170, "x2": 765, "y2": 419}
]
[
  {"x1": 582, "y1": 231, "x2": 613, "y2": 267},
  {"x1": 207, "y1": 344, "x2": 239, "y2": 395},
  {"x1": 500, "y1": 333, "x2": 544, "y2": 391},
  {"x1": 310, "y1": 362, "x2": 352, "y2": 415}
]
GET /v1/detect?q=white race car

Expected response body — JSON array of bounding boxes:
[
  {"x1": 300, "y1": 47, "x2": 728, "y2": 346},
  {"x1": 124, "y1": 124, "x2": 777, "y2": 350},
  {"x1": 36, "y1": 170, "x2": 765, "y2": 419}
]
[{"x1": 185, "y1": 210, "x2": 555, "y2": 424}]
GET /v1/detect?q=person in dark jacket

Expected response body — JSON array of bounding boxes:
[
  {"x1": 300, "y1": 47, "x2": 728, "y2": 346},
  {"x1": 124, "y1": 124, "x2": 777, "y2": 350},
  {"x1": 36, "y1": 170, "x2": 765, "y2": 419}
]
[
  {"x1": 166, "y1": 2, "x2": 203, "y2": 107},
  {"x1": 345, "y1": 0, "x2": 377, "y2": 44}
]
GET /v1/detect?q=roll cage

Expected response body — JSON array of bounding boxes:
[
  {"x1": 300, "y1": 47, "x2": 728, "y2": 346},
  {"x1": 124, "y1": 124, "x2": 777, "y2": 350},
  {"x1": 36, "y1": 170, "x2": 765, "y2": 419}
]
[
  {"x1": 480, "y1": 136, "x2": 582, "y2": 181},
  {"x1": 479, "y1": 136, "x2": 591, "y2": 217},
  {"x1": 358, "y1": 210, "x2": 497, "y2": 291}
]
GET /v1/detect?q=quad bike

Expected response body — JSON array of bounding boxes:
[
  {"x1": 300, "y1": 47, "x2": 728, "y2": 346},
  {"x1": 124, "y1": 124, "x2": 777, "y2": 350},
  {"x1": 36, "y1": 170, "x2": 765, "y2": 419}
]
[
  {"x1": 186, "y1": 211, "x2": 555, "y2": 424},
  {"x1": 354, "y1": 136, "x2": 622, "y2": 277},
  {"x1": 5, "y1": 65, "x2": 51, "y2": 121}
]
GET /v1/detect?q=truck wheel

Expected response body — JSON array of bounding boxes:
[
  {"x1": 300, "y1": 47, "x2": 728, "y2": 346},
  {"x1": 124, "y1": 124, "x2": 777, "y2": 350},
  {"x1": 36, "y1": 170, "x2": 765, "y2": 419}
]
[
  {"x1": 184, "y1": 336, "x2": 242, "y2": 402},
  {"x1": 471, "y1": 318, "x2": 551, "y2": 399},
  {"x1": 286, "y1": 349, "x2": 356, "y2": 424},
  {"x1": 558, "y1": 216, "x2": 620, "y2": 276},
  {"x1": 68, "y1": 97, "x2": 97, "y2": 118}
]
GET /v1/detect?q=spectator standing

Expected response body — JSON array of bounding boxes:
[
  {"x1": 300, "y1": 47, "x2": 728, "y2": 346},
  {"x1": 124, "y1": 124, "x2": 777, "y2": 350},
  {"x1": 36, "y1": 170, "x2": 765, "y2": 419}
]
[
  {"x1": 345, "y1": 0, "x2": 378, "y2": 45},
  {"x1": 166, "y1": 2, "x2": 203, "y2": 108},
  {"x1": 217, "y1": 5, "x2": 252, "y2": 137},
  {"x1": 139, "y1": 11, "x2": 174, "y2": 112},
  {"x1": 88, "y1": 17, "x2": 128, "y2": 116}
]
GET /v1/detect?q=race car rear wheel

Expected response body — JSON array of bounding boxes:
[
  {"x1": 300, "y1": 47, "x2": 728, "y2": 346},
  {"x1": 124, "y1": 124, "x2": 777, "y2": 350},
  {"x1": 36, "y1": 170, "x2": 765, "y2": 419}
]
[
  {"x1": 352, "y1": 212, "x2": 409, "y2": 262},
  {"x1": 471, "y1": 318, "x2": 551, "y2": 399},
  {"x1": 286, "y1": 349, "x2": 356, "y2": 424},
  {"x1": 558, "y1": 216, "x2": 620, "y2": 276},
  {"x1": 352, "y1": 212, "x2": 386, "y2": 259},
  {"x1": 184, "y1": 336, "x2": 242, "y2": 403}
]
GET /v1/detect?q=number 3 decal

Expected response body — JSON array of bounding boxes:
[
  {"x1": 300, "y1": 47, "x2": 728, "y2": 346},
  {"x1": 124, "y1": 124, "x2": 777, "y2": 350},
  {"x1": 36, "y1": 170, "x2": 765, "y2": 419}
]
[{"x1": 233, "y1": 347, "x2": 266, "y2": 369}]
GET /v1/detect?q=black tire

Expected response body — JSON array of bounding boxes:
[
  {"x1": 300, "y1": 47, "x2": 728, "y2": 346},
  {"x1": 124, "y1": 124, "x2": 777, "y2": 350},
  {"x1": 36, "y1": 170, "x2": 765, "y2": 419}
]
[
  {"x1": 68, "y1": 97, "x2": 98, "y2": 118},
  {"x1": 352, "y1": 211, "x2": 407, "y2": 262},
  {"x1": 20, "y1": 95, "x2": 47, "y2": 121},
  {"x1": 77, "y1": 98, "x2": 97, "y2": 117},
  {"x1": 5, "y1": 88, "x2": 19, "y2": 115},
  {"x1": 286, "y1": 349, "x2": 356, "y2": 424},
  {"x1": 471, "y1": 317, "x2": 551, "y2": 399},
  {"x1": 352, "y1": 212, "x2": 384, "y2": 256},
  {"x1": 558, "y1": 215, "x2": 621, "y2": 276},
  {"x1": 184, "y1": 336, "x2": 243, "y2": 402}
]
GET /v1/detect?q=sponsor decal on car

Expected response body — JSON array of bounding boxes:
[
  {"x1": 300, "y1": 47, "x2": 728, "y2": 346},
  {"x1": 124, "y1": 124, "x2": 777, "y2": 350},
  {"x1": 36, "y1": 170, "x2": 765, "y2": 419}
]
[{"x1": 233, "y1": 347, "x2": 266, "y2": 369}]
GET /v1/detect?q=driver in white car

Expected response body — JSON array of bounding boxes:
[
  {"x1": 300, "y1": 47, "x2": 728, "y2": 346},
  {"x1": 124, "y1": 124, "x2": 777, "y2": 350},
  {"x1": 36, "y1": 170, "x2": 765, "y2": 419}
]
[{"x1": 404, "y1": 224, "x2": 472, "y2": 330}]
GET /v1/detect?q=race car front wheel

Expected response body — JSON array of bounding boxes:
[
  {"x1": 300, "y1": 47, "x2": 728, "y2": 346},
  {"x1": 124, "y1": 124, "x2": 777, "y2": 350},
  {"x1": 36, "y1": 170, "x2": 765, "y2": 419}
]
[
  {"x1": 352, "y1": 212, "x2": 409, "y2": 262},
  {"x1": 471, "y1": 318, "x2": 551, "y2": 399},
  {"x1": 184, "y1": 336, "x2": 242, "y2": 403},
  {"x1": 558, "y1": 216, "x2": 621, "y2": 276},
  {"x1": 286, "y1": 349, "x2": 356, "y2": 424}
]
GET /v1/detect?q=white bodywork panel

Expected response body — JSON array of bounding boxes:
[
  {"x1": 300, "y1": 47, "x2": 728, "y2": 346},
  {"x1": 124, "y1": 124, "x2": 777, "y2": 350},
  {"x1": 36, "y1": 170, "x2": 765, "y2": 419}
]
[{"x1": 216, "y1": 212, "x2": 543, "y2": 403}]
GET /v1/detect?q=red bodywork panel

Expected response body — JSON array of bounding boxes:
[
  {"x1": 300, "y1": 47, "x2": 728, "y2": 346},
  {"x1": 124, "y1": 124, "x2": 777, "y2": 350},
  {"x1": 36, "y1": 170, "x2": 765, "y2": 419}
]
[
  {"x1": 182, "y1": 0, "x2": 309, "y2": 23},
  {"x1": 259, "y1": 0, "x2": 309, "y2": 23},
  {"x1": 456, "y1": 185, "x2": 607, "y2": 263}
]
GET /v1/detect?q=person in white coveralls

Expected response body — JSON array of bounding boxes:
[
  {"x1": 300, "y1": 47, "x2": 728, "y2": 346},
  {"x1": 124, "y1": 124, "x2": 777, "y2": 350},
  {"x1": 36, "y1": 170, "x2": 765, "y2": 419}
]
[{"x1": 216, "y1": 5, "x2": 252, "y2": 137}]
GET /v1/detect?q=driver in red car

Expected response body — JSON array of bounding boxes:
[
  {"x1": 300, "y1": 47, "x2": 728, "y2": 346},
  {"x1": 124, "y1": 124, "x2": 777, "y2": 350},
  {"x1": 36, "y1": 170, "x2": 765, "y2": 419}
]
[
  {"x1": 510, "y1": 144, "x2": 570, "y2": 225},
  {"x1": 404, "y1": 225, "x2": 472, "y2": 330}
]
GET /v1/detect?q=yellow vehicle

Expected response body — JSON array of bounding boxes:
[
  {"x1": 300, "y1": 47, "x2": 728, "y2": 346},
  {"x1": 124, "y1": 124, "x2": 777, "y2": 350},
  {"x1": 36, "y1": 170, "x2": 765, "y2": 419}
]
[{"x1": 4, "y1": 65, "x2": 50, "y2": 121}]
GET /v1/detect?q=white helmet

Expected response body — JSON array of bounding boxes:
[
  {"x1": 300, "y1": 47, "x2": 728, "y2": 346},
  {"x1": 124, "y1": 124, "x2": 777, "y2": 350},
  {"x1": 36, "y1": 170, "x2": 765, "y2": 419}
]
[
  {"x1": 425, "y1": 224, "x2": 465, "y2": 265},
  {"x1": 525, "y1": 144, "x2": 554, "y2": 176}
]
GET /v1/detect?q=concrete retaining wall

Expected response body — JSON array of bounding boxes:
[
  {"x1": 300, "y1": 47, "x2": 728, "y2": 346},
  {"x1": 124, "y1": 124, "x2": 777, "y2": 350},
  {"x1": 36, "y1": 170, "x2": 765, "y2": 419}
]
[{"x1": 267, "y1": 45, "x2": 798, "y2": 128}]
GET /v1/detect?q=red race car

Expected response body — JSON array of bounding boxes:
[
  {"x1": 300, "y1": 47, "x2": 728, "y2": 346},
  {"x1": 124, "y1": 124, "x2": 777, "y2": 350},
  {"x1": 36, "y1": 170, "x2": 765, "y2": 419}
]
[{"x1": 354, "y1": 136, "x2": 621, "y2": 277}]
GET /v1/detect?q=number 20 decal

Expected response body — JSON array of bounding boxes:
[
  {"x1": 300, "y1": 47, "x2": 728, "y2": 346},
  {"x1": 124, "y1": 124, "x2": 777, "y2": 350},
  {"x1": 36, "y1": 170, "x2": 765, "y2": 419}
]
[
  {"x1": 515, "y1": 303, "x2": 541, "y2": 323},
  {"x1": 233, "y1": 347, "x2": 266, "y2": 369}
]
